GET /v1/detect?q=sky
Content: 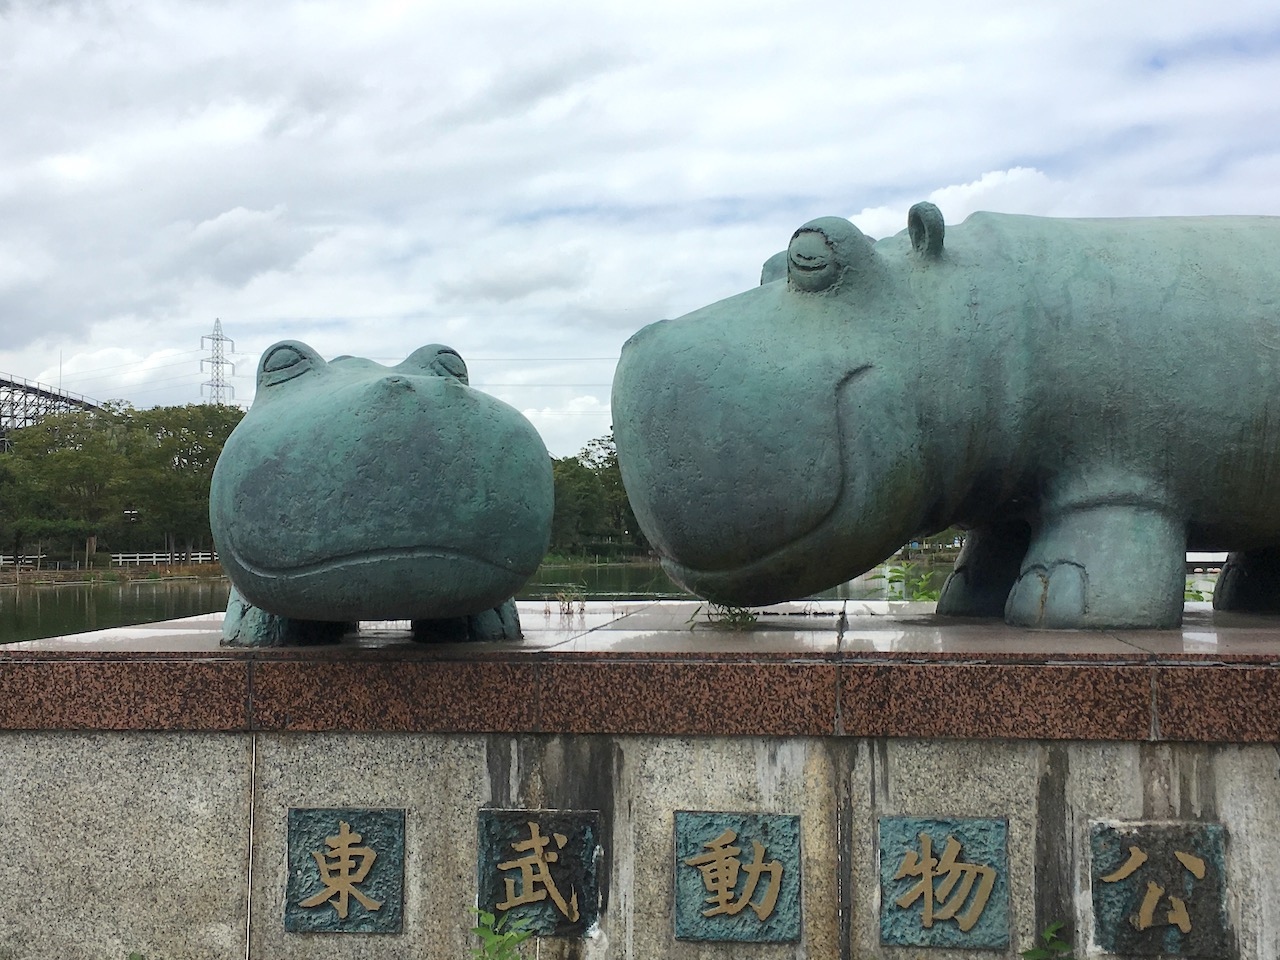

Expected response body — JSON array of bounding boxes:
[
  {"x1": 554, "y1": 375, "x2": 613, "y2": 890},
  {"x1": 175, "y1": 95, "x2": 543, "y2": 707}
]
[{"x1": 1, "y1": 0, "x2": 1278, "y2": 457}]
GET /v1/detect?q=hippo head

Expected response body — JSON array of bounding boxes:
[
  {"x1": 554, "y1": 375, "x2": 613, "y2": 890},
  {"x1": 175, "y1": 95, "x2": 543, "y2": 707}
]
[
  {"x1": 210, "y1": 341, "x2": 553, "y2": 621},
  {"x1": 614, "y1": 214, "x2": 939, "y2": 604}
]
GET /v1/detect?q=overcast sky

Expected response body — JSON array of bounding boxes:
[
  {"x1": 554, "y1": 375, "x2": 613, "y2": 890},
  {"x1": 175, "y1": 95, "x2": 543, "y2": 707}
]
[{"x1": 2, "y1": 0, "x2": 1278, "y2": 456}]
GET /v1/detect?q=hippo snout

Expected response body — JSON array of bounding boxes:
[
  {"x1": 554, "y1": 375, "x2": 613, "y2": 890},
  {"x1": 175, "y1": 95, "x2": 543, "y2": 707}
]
[{"x1": 613, "y1": 317, "x2": 845, "y2": 575}]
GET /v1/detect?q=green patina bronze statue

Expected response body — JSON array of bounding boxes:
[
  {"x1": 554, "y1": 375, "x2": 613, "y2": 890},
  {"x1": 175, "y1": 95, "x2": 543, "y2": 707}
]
[
  {"x1": 613, "y1": 204, "x2": 1280, "y2": 629},
  {"x1": 210, "y1": 341, "x2": 553, "y2": 644}
]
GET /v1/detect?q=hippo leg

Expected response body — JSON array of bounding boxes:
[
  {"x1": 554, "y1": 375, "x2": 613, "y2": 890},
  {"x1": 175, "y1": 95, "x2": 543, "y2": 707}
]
[
  {"x1": 936, "y1": 521, "x2": 1031, "y2": 617},
  {"x1": 411, "y1": 598, "x2": 523, "y2": 643},
  {"x1": 1005, "y1": 504, "x2": 1185, "y2": 629},
  {"x1": 1213, "y1": 548, "x2": 1280, "y2": 612},
  {"x1": 221, "y1": 587, "x2": 353, "y2": 646}
]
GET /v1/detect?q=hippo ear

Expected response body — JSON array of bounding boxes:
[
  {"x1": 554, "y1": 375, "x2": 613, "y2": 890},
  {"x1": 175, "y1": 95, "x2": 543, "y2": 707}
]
[
  {"x1": 908, "y1": 202, "x2": 945, "y2": 258},
  {"x1": 787, "y1": 217, "x2": 879, "y2": 293},
  {"x1": 257, "y1": 341, "x2": 326, "y2": 390}
]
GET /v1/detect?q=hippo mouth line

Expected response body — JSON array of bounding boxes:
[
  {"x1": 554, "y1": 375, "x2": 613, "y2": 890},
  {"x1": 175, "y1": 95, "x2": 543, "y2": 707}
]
[
  {"x1": 654, "y1": 364, "x2": 872, "y2": 584},
  {"x1": 231, "y1": 545, "x2": 530, "y2": 579}
]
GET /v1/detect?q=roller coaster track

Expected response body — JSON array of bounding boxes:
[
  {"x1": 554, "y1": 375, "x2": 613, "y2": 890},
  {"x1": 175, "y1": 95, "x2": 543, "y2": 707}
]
[{"x1": 0, "y1": 372, "x2": 102, "y2": 449}]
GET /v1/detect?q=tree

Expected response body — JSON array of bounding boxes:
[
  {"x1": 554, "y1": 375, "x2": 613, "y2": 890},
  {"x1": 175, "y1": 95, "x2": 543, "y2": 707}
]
[
  {"x1": 551, "y1": 456, "x2": 607, "y2": 553},
  {"x1": 123, "y1": 404, "x2": 245, "y2": 559},
  {"x1": 0, "y1": 402, "x2": 244, "y2": 563},
  {"x1": 579, "y1": 432, "x2": 645, "y2": 550},
  {"x1": 548, "y1": 432, "x2": 649, "y2": 558}
]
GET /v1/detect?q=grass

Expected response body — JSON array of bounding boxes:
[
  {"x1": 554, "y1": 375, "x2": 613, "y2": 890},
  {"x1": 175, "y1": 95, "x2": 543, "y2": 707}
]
[{"x1": 687, "y1": 602, "x2": 758, "y2": 629}]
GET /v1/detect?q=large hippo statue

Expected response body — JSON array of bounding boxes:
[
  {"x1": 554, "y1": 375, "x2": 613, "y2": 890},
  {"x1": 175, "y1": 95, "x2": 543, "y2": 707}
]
[
  {"x1": 612, "y1": 204, "x2": 1280, "y2": 629},
  {"x1": 210, "y1": 340, "x2": 553, "y2": 644}
]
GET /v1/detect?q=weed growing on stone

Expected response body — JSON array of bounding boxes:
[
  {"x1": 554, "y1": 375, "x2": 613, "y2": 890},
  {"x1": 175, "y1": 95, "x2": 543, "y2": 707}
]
[
  {"x1": 471, "y1": 908, "x2": 531, "y2": 959},
  {"x1": 553, "y1": 584, "x2": 587, "y2": 616},
  {"x1": 687, "y1": 602, "x2": 758, "y2": 628},
  {"x1": 1021, "y1": 920, "x2": 1073, "y2": 959}
]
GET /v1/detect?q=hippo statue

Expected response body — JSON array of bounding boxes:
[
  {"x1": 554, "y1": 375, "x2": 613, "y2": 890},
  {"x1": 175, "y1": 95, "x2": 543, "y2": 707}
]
[
  {"x1": 612, "y1": 204, "x2": 1280, "y2": 629},
  {"x1": 210, "y1": 341, "x2": 553, "y2": 644}
]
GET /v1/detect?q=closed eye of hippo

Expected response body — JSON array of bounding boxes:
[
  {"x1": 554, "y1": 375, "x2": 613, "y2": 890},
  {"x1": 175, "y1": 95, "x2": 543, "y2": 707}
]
[
  {"x1": 258, "y1": 342, "x2": 321, "y2": 388},
  {"x1": 787, "y1": 216, "x2": 879, "y2": 294},
  {"x1": 788, "y1": 229, "x2": 836, "y2": 291},
  {"x1": 401, "y1": 344, "x2": 469, "y2": 384}
]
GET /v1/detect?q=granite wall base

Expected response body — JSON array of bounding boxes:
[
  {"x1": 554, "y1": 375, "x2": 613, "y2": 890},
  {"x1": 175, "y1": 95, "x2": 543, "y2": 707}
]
[{"x1": 0, "y1": 733, "x2": 1274, "y2": 959}]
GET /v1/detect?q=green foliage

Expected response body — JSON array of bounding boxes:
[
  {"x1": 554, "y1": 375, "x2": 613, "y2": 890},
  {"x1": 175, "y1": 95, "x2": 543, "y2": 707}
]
[
  {"x1": 1185, "y1": 577, "x2": 1208, "y2": 602},
  {"x1": 1021, "y1": 920, "x2": 1073, "y2": 959},
  {"x1": 878, "y1": 561, "x2": 941, "y2": 601},
  {"x1": 688, "y1": 602, "x2": 758, "y2": 629},
  {"x1": 550, "y1": 432, "x2": 648, "y2": 559},
  {"x1": 553, "y1": 583, "x2": 587, "y2": 615},
  {"x1": 471, "y1": 907, "x2": 532, "y2": 960},
  {"x1": 0, "y1": 403, "x2": 244, "y2": 564}
]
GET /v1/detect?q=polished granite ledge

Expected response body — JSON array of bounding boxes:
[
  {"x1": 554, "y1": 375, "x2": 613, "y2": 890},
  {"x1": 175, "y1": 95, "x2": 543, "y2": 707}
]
[{"x1": 2, "y1": 601, "x2": 1279, "y2": 741}]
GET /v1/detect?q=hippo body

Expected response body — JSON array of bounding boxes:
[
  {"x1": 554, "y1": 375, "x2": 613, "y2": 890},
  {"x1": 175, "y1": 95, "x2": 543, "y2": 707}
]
[
  {"x1": 210, "y1": 341, "x2": 553, "y2": 643},
  {"x1": 612, "y1": 207, "x2": 1280, "y2": 628}
]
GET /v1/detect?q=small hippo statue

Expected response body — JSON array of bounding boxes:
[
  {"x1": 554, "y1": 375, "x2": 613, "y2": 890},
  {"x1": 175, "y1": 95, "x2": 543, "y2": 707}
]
[
  {"x1": 210, "y1": 341, "x2": 553, "y2": 645},
  {"x1": 613, "y1": 204, "x2": 1280, "y2": 629}
]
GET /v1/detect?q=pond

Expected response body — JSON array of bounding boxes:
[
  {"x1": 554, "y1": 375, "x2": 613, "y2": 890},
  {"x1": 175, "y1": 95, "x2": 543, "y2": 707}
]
[
  {"x1": 0, "y1": 560, "x2": 951, "y2": 645},
  {"x1": 0, "y1": 578, "x2": 234, "y2": 645}
]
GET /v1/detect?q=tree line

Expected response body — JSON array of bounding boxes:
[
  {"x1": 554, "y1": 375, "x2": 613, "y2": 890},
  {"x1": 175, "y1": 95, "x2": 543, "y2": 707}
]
[
  {"x1": 0, "y1": 405, "x2": 648, "y2": 567},
  {"x1": 0, "y1": 403, "x2": 246, "y2": 565},
  {"x1": 549, "y1": 433, "x2": 649, "y2": 561}
]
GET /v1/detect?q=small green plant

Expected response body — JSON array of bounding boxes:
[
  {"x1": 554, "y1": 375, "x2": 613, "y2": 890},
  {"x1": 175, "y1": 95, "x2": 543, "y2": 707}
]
[
  {"x1": 471, "y1": 907, "x2": 532, "y2": 959},
  {"x1": 1185, "y1": 577, "x2": 1207, "y2": 602},
  {"x1": 875, "y1": 561, "x2": 941, "y2": 601},
  {"x1": 687, "y1": 602, "x2": 758, "y2": 628},
  {"x1": 551, "y1": 583, "x2": 586, "y2": 615},
  {"x1": 1021, "y1": 920, "x2": 1073, "y2": 959}
]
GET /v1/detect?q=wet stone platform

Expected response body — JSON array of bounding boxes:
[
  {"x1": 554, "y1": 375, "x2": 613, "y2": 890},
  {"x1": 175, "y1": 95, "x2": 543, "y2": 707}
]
[{"x1": 2, "y1": 600, "x2": 1278, "y2": 742}]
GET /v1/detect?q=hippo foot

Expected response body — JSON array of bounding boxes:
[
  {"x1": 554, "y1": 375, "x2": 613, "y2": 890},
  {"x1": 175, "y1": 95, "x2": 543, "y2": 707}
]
[
  {"x1": 1004, "y1": 503, "x2": 1184, "y2": 629},
  {"x1": 221, "y1": 587, "x2": 354, "y2": 647},
  {"x1": 411, "y1": 599, "x2": 522, "y2": 643},
  {"x1": 1213, "y1": 549, "x2": 1280, "y2": 612},
  {"x1": 936, "y1": 521, "x2": 1030, "y2": 617}
]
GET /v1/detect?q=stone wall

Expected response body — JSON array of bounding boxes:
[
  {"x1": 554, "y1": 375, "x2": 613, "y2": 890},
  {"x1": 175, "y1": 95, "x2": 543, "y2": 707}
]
[{"x1": 1, "y1": 601, "x2": 1275, "y2": 959}]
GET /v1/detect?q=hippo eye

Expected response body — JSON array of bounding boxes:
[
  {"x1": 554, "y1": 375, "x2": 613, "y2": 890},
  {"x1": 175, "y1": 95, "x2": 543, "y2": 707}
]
[
  {"x1": 788, "y1": 228, "x2": 840, "y2": 292},
  {"x1": 431, "y1": 350, "x2": 468, "y2": 383},
  {"x1": 258, "y1": 342, "x2": 319, "y2": 388},
  {"x1": 402, "y1": 344, "x2": 469, "y2": 384}
]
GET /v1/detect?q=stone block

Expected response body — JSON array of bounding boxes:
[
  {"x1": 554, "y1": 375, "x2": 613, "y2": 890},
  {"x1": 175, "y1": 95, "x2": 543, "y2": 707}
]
[
  {"x1": 1091, "y1": 820, "x2": 1229, "y2": 957},
  {"x1": 284, "y1": 807, "x2": 405, "y2": 933},
  {"x1": 878, "y1": 816, "x2": 1009, "y2": 949},
  {"x1": 476, "y1": 808, "x2": 602, "y2": 938},
  {"x1": 674, "y1": 810, "x2": 802, "y2": 942}
]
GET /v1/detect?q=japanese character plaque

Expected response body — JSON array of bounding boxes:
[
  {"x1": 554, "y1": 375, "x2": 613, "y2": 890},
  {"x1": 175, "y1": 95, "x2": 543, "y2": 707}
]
[
  {"x1": 674, "y1": 811, "x2": 802, "y2": 942},
  {"x1": 477, "y1": 809, "x2": 601, "y2": 938},
  {"x1": 285, "y1": 807, "x2": 405, "y2": 933}
]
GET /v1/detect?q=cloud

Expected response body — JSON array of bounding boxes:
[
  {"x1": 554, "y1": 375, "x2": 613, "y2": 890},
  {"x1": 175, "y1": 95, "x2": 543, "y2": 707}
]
[
  {"x1": 162, "y1": 206, "x2": 319, "y2": 286},
  {"x1": 521, "y1": 393, "x2": 613, "y2": 460},
  {"x1": 2, "y1": 0, "x2": 1279, "y2": 460}
]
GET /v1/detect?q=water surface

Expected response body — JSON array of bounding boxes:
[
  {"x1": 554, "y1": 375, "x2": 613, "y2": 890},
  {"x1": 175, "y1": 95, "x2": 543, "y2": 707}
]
[
  {"x1": 0, "y1": 579, "x2": 232, "y2": 645},
  {"x1": 1, "y1": 560, "x2": 952, "y2": 644}
]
